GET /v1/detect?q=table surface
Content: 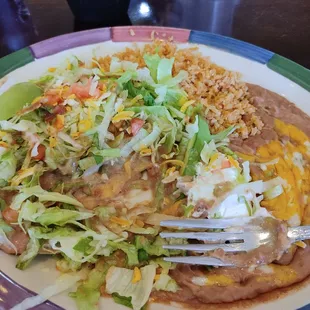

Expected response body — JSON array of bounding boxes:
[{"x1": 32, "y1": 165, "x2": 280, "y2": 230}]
[{"x1": 0, "y1": 0, "x2": 310, "y2": 69}]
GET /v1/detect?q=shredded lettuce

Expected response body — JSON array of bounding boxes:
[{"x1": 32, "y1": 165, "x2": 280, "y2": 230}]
[
  {"x1": 185, "y1": 115, "x2": 199, "y2": 138},
  {"x1": 153, "y1": 274, "x2": 179, "y2": 292},
  {"x1": 108, "y1": 241, "x2": 139, "y2": 266},
  {"x1": 56, "y1": 255, "x2": 82, "y2": 272},
  {"x1": 212, "y1": 125, "x2": 236, "y2": 142},
  {"x1": 95, "y1": 93, "x2": 116, "y2": 149},
  {"x1": 184, "y1": 116, "x2": 235, "y2": 175},
  {"x1": 154, "y1": 85, "x2": 168, "y2": 104},
  {"x1": 165, "y1": 71, "x2": 188, "y2": 88},
  {"x1": 30, "y1": 75, "x2": 54, "y2": 86},
  {"x1": 106, "y1": 265, "x2": 156, "y2": 310},
  {"x1": 16, "y1": 230, "x2": 40, "y2": 270},
  {"x1": 132, "y1": 123, "x2": 161, "y2": 152},
  {"x1": 182, "y1": 204, "x2": 194, "y2": 218},
  {"x1": 264, "y1": 184, "x2": 284, "y2": 200},
  {"x1": 135, "y1": 68, "x2": 156, "y2": 86},
  {"x1": 142, "y1": 54, "x2": 188, "y2": 105},
  {"x1": 150, "y1": 259, "x2": 179, "y2": 292},
  {"x1": 0, "y1": 151, "x2": 17, "y2": 182},
  {"x1": 123, "y1": 81, "x2": 155, "y2": 106},
  {"x1": 29, "y1": 226, "x2": 76, "y2": 239},
  {"x1": 0, "y1": 225, "x2": 16, "y2": 254},
  {"x1": 117, "y1": 72, "x2": 137, "y2": 87},
  {"x1": 110, "y1": 57, "x2": 122, "y2": 72},
  {"x1": 166, "y1": 105, "x2": 185, "y2": 119},
  {"x1": 143, "y1": 54, "x2": 161, "y2": 81},
  {"x1": 134, "y1": 236, "x2": 185, "y2": 257},
  {"x1": 11, "y1": 272, "x2": 84, "y2": 310},
  {"x1": 112, "y1": 293, "x2": 135, "y2": 309},
  {"x1": 127, "y1": 106, "x2": 176, "y2": 153},
  {"x1": 29, "y1": 225, "x2": 120, "y2": 263},
  {"x1": 84, "y1": 147, "x2": 121, "y2": 166},
  {"x1": 71, "y1": 262, "x2": 110, "y2": 310},
  {"x1": 0, "y1": 120, "x2": 41, "y2": 133},
  {"x1": 200, "y1": 140, "x2": 217, "y2": 165},
  {"x1": 18, "y1": 201, "x2": 45, "y2": 229},
  {"x1": 126, "y1": 226, "x2": 158, "y2": 235},
  {"x1": 157, "y1": 58, "x2": 174, "y2": 84},
  {"x1": 218, "y1": 145, "x2": 238, "y2": 159},
  {"x1": 94, "y1": 206, "x2": 116, "y2": 219},
  {"x1": 11, "y1": 185, "x2": 84, "y2": 210},
  {"x1": 182, "y1": 135, "x2": 198, "y2": 176},
  {"x1": 78, "y1": 157, "x2": 97, "y2": 171},
  {"x1": 242, "y1": 161, "x2": 252, "y2": 183},
  {"x1": 120, "y1": 129, "x2": 148, "y2": 157},
  {"x1": 0, "y1": 217, "x2": 13, "y2": 233},
  {"x1": 21, "y1": 204, "x2": 94, "y2": 227}
]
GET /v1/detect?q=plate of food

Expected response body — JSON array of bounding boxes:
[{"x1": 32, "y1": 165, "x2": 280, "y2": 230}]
[{"x1": 0, "y1": 26, "x2": 310, "y2": 310}]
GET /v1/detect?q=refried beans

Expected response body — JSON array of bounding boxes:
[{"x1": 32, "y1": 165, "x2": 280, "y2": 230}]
[{"x1": 152, "y1": 84, "x2": 310, "y2": 305}]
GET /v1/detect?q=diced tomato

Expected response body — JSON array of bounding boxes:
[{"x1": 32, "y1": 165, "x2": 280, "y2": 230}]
[
  {"x1": 221, "y1": 160, "x2": 231, "y2": 169},
  {"x1": 44, "y1": 105, "x2": 66, "y2": 123},
  {"x1": 33, "y1": 144, "x2": 46, "y2": 161},
  {"x1": 53, "y1": 105, "x2": 66, "y2": 115},
  {"x1": 2, "y1": 207, "x2": 19, "y2": 224},
  {"x1": 43, "y1": 94, "x2": 61, "y2": 106},
  {"x1": 44, "y1": 112, "x2": 55, "y2": 123},
  {"x1": 131, "y1": 118, "x2": 145, "y2": 136},
  {"x1": 70, "y1": 78, "x2": 100, "y2": 99}
]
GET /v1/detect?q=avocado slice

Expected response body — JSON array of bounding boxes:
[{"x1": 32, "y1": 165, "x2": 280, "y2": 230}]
[{"x1": 0, "y1": 82, "x2": 43, "y2": 120}]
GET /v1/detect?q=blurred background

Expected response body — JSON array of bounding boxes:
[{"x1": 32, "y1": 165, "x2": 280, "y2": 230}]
[{"x1": 1, "y1": 0, "x2": 309, "y2": 68}]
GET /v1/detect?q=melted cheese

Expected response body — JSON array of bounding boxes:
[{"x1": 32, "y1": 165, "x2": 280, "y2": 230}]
[
  {"x1": 255, "y1": 120, "x2": 310, "y2": 224},
  {"x1": 256, "y1": 264, "x2": 297, "y2": 286},
  {"x1": 192, "y1": 275, "x2": 234, "y2": 287},
  {"x1": 205, "y1": 274, "x2": 234, "y2": 286}
]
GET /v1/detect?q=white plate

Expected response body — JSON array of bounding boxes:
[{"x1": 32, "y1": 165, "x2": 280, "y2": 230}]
[{"x1": 1, "y1": 40, "x2": 309, "y2": 310}]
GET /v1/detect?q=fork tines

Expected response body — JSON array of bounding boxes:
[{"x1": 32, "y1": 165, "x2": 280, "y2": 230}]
[{"x1": 160, "y1": 218, "x2": 255, "y2": 266}]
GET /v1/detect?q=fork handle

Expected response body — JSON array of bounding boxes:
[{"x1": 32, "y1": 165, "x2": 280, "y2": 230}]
[{"x1": 288, "y1": 226, "x2": 310, "y2": 242}]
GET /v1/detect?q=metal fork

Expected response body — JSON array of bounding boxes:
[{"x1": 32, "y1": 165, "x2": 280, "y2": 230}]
[{"x1": 160, "y1": 217, "x2": 310, "y2": 266}]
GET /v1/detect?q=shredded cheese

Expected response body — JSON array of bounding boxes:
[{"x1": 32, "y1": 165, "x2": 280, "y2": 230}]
[
  {"x1": 132, "y1": 267, "x2": 142, "y2": 284},
  {"x1": 295, "y1": 241, "x2": 307, "y2": 248},
  {"x1": 11, "y1": 167, "x2": 36, "y2": 186},
  {"x1": 130, "y1": 95, "x2": 143, "y2": 104},
  {"x1": 112, "y1": 111, "x2": 135, "y2": 123},
  {"x1": 180, "y1": 100, "x2": 195, "y2": 113},
  {"x1": 54, "y1": 115, "x2": 65, "y2": 130},
  {"x1": 116, "y1": 103, "x2": 125, "y2": 113},
  {"x1": 160, "y1": 160, "x2": 185, "y2": 170},
  {"x1": 110, "y1": 216, "x2": 131, "y2": 227},
  {"x1": 78, "y1": 119, "x2": 92, "y2": 132},
  {"x1": 165, "y1": 166, "x2": 176, "y2": 177},
  {"x1": 49, "y1": 136, "x2": 57, "y2": 148},
  {"x1": 140, "y1": 148, "x2": 152, "y2": 156}
]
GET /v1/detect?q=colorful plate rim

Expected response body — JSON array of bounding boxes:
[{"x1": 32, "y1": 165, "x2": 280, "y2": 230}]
[{"x1": 0, "y1": 25, "x2": 309, "y2": 310}]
